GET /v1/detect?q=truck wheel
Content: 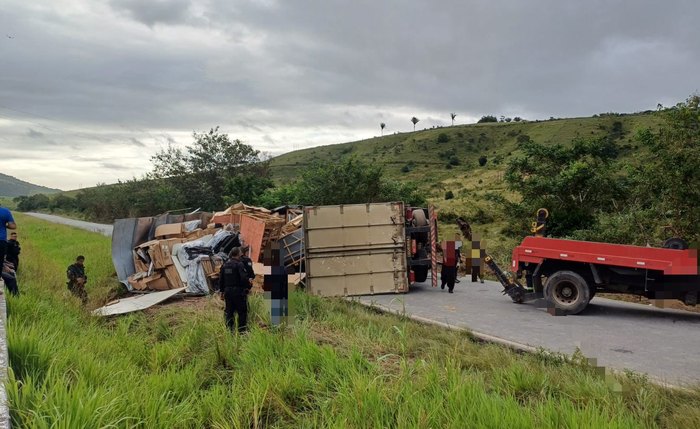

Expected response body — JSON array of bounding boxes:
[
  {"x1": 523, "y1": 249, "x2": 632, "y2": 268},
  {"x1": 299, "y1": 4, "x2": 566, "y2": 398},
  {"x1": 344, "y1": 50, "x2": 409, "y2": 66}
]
[
  {"x1": 412, "y1": 266, "x2": 429, "y2": 283},
  {"x1": 544, "y1": 270, "x2": 591, "y2": 315}
]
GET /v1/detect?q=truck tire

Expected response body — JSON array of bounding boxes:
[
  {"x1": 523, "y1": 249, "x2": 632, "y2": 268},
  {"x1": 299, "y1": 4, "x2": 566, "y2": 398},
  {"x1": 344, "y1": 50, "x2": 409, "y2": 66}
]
[
  {"x1": 413, "y1": 266, "x2": 429, "y2": 283},
  {"x1": 544, "y1": 270, "x2": 591, "y2": 315},
  {"x1": 663, "y1": 237, "x2": 688, "y2": 250}
]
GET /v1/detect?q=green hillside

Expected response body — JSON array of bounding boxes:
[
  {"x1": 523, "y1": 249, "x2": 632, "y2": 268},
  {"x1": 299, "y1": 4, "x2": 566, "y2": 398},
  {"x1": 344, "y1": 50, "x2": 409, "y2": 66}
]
[
  {"x1": 0, "y1": 172, "x2": 61, "y2": 197},
  {"x1": 270, "y1": 113, "x2": 660, "y2": 227},
  {"x1": 272, "y1": 113, "x2": 658, "y2": 184}
]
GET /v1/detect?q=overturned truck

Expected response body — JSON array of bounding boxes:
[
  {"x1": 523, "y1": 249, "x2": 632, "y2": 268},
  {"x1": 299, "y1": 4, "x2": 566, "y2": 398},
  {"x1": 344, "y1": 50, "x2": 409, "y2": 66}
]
[
  {"x1": 111, "y1": 202, "x2": 436, "y2": 299},
  {"x1": 303, "y1": 202, "x2": 438, "y2": 297}
]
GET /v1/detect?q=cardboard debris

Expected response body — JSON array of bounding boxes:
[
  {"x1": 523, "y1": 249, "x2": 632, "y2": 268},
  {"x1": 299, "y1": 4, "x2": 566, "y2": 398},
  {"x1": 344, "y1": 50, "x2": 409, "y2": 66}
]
[
  {"x1": 163, "y1": 264, "x2": 185, "y2": 289},
  {"x1": 128, "y1": 272, "x2": 165, "y2": 291},
  {"x1": 280, "y1": 214, "x2": 303, "y2": 236},
  {"x1": 155, "y1": 223, "x2": 186, "y2": 239}
]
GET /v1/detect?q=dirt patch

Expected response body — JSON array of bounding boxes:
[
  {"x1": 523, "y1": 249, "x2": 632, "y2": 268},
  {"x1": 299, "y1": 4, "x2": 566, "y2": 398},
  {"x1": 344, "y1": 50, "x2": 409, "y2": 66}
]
[
  {"x1": 597, "y1": 293, "x2": 700, "y2": 313},
  {"x1": 142, "y1": 294, "x2": 222, "y2": 318}
]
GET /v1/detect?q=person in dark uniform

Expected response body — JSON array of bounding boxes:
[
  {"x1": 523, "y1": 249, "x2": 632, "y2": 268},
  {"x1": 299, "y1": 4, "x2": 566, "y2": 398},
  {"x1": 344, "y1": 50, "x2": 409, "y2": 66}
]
[
  {"x1": 66, "y1": 255, "x2": 88, "y2": 304},
  {"x1": 241, "y1": 245, "x2": 255, "y2": 282},
  {"x1": 6, "y1": 232, "x2": 20, "y2": 271},
  {"x1": 218, "y1": 247, "x2": 252, "y2": 333}
]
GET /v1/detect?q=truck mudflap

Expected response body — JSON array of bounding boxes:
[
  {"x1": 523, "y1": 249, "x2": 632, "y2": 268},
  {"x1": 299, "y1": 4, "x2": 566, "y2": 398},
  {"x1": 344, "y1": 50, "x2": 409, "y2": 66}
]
[{"x1": 483, "y1": 254, "x2": 540, "y2": 303}]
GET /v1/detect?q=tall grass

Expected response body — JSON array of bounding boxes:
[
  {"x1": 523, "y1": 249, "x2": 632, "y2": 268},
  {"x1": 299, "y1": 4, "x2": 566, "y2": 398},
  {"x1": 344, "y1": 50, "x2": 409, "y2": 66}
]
[{"x1": 6, "y1": 213, "x2": 700, "y2": 428}]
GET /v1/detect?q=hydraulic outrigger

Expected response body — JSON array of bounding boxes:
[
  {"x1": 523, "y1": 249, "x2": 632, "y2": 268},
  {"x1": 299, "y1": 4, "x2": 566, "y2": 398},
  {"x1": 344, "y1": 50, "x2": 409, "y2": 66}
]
[{"x1": 458, "y1": 210, "x2": 550, "y2": 305}]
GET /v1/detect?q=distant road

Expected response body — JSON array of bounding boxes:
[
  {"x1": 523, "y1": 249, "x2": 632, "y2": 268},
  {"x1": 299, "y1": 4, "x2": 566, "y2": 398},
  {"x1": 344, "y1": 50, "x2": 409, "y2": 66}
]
[
  {"x1": 359, "y1": 280, "x2": 700, "y2": 386},
  {"x1": 25, "y1": 212, "x2": 113, "y2": 236}
]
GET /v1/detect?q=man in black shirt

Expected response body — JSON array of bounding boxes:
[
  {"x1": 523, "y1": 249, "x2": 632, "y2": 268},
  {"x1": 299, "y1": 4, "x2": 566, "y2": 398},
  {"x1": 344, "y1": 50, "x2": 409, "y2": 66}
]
[
  {"x1": 6, "y1": 232, "x2": 20, "y2": 271},
  {"x1": 67, "y1": 255, "x2": 88, "y2": 304},
  {"x1": 218, "y1": 247, "x2": 252, "y2": 333}
]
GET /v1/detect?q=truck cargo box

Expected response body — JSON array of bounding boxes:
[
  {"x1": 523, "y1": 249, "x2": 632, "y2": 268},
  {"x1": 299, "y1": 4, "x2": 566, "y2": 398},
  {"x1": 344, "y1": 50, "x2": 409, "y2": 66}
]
[{"x1": 304, "y1": 202, "x2": 408, "y2": 297}]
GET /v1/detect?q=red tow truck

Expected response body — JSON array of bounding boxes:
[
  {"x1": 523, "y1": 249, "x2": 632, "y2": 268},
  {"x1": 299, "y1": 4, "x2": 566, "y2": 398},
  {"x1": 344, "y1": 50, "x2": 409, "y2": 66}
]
[{"x1": 484, "y1": 223, "x2": 699, "y2": 315}]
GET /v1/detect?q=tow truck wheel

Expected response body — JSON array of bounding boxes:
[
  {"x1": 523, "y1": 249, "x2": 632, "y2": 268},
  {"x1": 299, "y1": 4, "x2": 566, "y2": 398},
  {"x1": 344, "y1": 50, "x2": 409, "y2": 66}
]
[{"x1": 544, "y1": 270, "x2": 591, "y2": 315}]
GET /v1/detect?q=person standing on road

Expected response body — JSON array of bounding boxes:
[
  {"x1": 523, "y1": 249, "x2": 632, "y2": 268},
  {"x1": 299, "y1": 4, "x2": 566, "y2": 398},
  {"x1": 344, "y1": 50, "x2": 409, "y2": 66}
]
[
  {"x1": 67, "y1": 255, "x2": 88, "y2": 304},
  {"x1": 440, "y1": 242, "x2": 460, "y2": 293},
  {"x1": 219, "y1": 247, "x2": 252, "y2": 333},
  {"x1": 6, "y1": 232, "x2": 20, "y2": 271},
  {"x1": 0, "y1": 205, "x2": 17, "y2": 267},
  {"x1": 471, "y1": 235, "x2": 485, "y2": 284}
]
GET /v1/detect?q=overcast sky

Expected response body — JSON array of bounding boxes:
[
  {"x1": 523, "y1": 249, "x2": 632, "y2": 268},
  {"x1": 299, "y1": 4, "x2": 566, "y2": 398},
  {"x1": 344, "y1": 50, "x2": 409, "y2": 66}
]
[{"x1": 1, "y1": 0, "x2": 698, "y2": 190}]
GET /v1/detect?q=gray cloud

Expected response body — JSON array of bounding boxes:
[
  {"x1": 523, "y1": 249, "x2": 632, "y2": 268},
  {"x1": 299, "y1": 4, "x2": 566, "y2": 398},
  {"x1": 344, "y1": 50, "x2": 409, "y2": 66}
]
[
  {"x1": 26, "y1": 128, "x2": 44, "y2": 138},
  {"x1": 109, "y1": 0, "x2": 194, "y2": 27},
  {"x1": 129, "y1": 137, "x2": 146, "y2": 147},
  {"x1": 101, "y1": 162, "x2": 132, "y2": 170},
  {"x1": 0, "y1": 0, "x2": 699, "y2": 189}
]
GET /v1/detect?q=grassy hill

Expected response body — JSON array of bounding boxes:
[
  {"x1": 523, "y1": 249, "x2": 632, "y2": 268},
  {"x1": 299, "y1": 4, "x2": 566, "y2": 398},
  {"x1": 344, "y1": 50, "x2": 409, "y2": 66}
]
[
  {"x1": 270, "y1": 113, "x2": 661, "y2": 240},
  {"x1": 0, "y1": 172, "x2": 61, "y2": 197}
]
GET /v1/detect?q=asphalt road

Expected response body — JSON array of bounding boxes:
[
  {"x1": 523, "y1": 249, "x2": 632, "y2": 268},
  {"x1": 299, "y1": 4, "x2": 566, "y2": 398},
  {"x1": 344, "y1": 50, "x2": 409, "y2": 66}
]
[
  {"x1": 358, "y1": 277, "x2": 700, "y2": 386},
  {"x1": 25, "y1": 212, "x2": 113, "y2": 236}
]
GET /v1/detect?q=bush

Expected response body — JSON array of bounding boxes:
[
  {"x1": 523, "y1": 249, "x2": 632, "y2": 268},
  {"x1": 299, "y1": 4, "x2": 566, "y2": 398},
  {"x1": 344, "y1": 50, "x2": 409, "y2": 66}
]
[
  {"x1": 478, "y1": 156, "x2": 488, "y2": 166},
  {"x1": 517, "y1": 134, "x2": 531, "y2": 144},
  {"x1": 401, "y1": 165, "x2": 411, "y2": 173},
  {"x1": 477, "y1": 115, "x2": 498, "y2": 123},
  {"x1": 449, "y1": 156, "x2": 460, "y2": 166},
  {"x1": 473, "y1": 207, "x2": 495, "y2": 224},
  {"x1": 437, "y1": 133, "x2": 450, "y2": 143},
  {"x1": 445, "y1": 191, "x2": 454, "y2": 200}
]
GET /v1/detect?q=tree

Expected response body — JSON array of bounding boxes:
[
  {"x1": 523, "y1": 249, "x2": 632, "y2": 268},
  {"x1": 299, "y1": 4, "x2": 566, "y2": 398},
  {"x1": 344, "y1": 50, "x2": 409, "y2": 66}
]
[
  {"x1": 258, "y1": 157, "x2": 426, "y2": 207},
  {"x1": 450, "y1": 113, "x2": 457, "y2": 126},
  {"x1": 380, "y1": 122, "x2": 386, "y2": 136},
  {"x1": 631, "y1": 95, "x2": 700, "y2": 241},
  {"x1": 411, "y1": 117, "x2": 419, "y2": 131},
  {"x1": 477, "y1": 115, "x2": 498, "y2": 123},
  {"x1": 503, "y1": 137, "x2": 624, "y2": 237},
  {"x1": 149, "y1": 127, "x2": 271, "y2": 211}
]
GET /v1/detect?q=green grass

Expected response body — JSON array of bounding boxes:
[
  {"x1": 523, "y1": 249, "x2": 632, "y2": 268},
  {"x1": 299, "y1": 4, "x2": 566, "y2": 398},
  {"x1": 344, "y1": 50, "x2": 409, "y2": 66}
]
[
  {"x1": 7, "y1": 214, "x2": 700, "y2": 428},
  {"x1": 0, "y1": 197, "x2": 17, "y2": 210}
]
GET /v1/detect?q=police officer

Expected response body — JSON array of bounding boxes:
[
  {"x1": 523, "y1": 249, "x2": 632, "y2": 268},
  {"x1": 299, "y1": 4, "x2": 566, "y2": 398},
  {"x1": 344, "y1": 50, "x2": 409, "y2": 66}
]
[
  {"x1": 67, "y1": 255, "x2": 88, "y2": 303},
  {"x1": 218, "y1": 247, "x2": 252, "y2": 333}
]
